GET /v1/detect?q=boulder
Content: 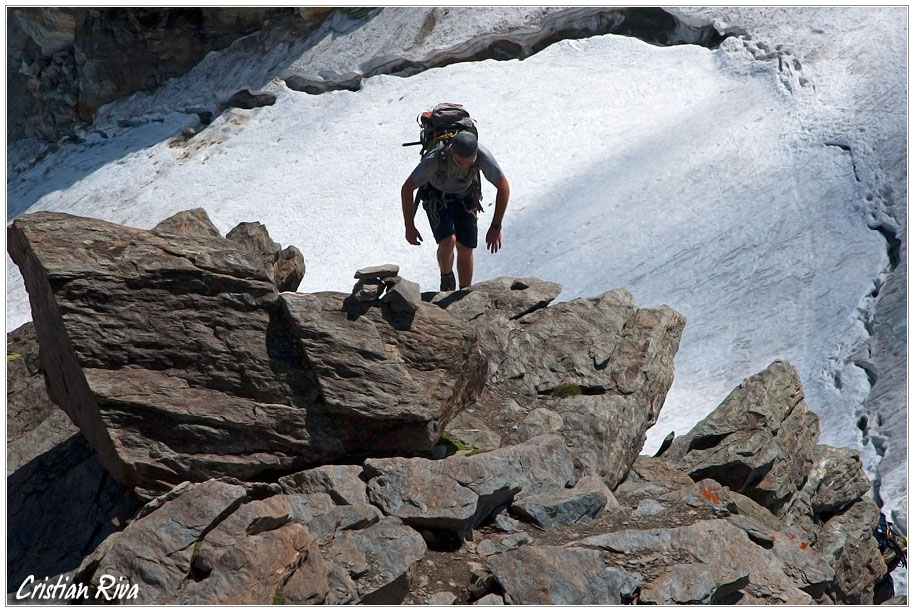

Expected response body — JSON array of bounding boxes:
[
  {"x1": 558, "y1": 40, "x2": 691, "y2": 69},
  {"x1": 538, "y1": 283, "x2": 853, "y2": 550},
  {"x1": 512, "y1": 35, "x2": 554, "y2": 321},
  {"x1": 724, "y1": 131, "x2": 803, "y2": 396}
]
[
  {"x1": 319, "y1": 517, "x2": 426, "y2": 604},
  {"x1": 665, "y1": 361, "x2": 820, "y2": 515},
  {"x1": 279, "y1": 464, "x2": 369, "y2": 506},
  {"x1": 281, "y1": 290, "x2": 487, "y2": 437},
  {"x1": 440, "y1": 282, "x2": 685, "y2": 488},
  {"x1": 364, "y1": 434, "x2": 574, "y2": 537},
  {"x1": 487, "y1": 545, "x2": 638, "y2": 605},
  {"x1": 274, "y1": 245, "x2": 306, "y2": 292},
  {"x1": 638, "y1": 562, "x2": 748, "y2": 604},
  {"x1": 804, "y1": 445, "x2": 872, "y2": 514},
  {"x1": 814, "y1": 498, "x2": 887, "y2": 604},
  {"x1": 574, "y1": 520, "x2": 816, "y2": 604},
  {"x1": 174, "y1": 496, "x2": 314, "y2": 605},
  {"x1": 73, "y1": 479, "x2": 249, "y2": 604},
  {"x1": 151, "y1": 207, "x2": 222, "y2": 239},
  {"x1": 511, "y1": 394, "x2": 669, "y2": 488},
  {"x1": 510, "y1": 473, "x2": 616, "y2": 528},
  {"x1": 7, "y1": 212, "x2": 484, "y2": 498},
  {"x1": 226, "y1": 220, "x2": 305, "y2": 292},
  {"x1": 613, "y1": 455, "x2": 695, "y2": 500}
]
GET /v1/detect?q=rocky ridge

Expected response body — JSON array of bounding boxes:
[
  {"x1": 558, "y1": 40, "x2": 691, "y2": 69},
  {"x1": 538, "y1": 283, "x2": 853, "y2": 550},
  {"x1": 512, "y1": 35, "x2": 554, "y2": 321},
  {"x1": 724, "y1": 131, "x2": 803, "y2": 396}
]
[{"x1": 7, "y1": 210, "x2": 902, "y2": 604}]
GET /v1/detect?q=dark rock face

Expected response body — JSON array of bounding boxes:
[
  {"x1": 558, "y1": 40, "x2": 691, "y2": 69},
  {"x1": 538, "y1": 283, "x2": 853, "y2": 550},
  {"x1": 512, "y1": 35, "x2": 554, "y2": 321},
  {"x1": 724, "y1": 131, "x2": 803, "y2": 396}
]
[
  {"x1": 7, "y1": 322, "x2": 139, "y2": 594},
  {"x1": 7, "y1": 322, "x2": 75, "y2": 475},
  {"x1": 7, "y1": 211, "x2": 484, "y2": 498},
  {"x1": 7, "y1": 7, "x2": 347, "y2": 145}
]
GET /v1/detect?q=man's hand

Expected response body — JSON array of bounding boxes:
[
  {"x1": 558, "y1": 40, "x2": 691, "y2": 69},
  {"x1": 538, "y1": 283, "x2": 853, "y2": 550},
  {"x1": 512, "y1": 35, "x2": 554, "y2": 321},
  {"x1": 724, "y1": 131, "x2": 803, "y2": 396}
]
[
  {"x1": 486, "y1": 226, "x2": 502, "y2": 254},
  {"x1": 405, "y1": 224, "x2": 423, "y2": 246}
]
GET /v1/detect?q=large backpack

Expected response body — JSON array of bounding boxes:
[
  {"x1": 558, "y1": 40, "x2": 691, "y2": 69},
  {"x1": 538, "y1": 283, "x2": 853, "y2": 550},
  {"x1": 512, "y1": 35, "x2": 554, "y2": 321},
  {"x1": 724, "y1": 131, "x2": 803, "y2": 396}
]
[{"x1": 403, "y1": 103, "x2": 483, "y2": 212}]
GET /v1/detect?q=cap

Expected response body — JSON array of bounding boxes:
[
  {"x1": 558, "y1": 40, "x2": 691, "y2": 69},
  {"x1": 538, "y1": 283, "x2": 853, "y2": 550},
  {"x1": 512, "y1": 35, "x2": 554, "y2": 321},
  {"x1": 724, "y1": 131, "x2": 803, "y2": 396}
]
[{"x1": 451, "y1": 131, "x2": 478, "y2": 157}]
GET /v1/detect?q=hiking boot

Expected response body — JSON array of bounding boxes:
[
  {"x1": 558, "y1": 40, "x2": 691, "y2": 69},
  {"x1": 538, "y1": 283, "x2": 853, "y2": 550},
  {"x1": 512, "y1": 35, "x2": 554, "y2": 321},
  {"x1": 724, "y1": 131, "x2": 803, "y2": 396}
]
[{"x1": 440, "y1": 272, "x2": 456, "y2": 292}]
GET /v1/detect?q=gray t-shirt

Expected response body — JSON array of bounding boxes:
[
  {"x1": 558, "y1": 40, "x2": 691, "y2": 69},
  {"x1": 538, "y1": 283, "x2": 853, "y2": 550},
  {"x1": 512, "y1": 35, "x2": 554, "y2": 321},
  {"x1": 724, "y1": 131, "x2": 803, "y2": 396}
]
[{"x1": 409, "y1": 143, "x2": 504, "y2": 196}]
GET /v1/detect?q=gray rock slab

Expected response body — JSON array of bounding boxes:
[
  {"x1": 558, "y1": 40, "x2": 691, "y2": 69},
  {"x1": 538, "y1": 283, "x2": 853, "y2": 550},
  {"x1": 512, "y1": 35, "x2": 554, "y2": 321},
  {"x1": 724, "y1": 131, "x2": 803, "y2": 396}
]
[
  {"x1": 510, "y1": 472, "x2": 614, "y2": 528},
  {"x1": 73, "y1": 479, "x2": 249, "y2": 604},
  {"x1": 365, "y1": 434, "x2": 573, "y2": 536},
  {"x1": 814, "y1": 497, "x2": 887, "y2": 604},
  {"x1": 639, "y1": 562, "x2": 749, "y2": 604},
  {"x1": 176, "y1": 496, "x2": 315, "y2": 605},
  {"x1": 487, "y1": 545, "x2": 628, "y2": 605},
  {"x1": 354, "y1": 263, "x2": 400, "y2": 279},
  {"x1": 574, "y1": 519, "x2": 815, "y2": 604},
  {"x1": 279, "y1": 464, "x2": 369, "y2": 506},
  {"x1": 614, "y1": 455, "x2": 695, "y2": 500}
]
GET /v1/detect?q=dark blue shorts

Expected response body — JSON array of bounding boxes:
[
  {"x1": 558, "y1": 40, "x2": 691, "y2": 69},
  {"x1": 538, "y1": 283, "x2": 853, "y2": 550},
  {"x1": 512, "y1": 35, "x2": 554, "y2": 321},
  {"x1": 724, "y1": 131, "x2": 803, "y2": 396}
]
[{"x1": 423, "y1": 189, "x2": 478, "y2": 248}]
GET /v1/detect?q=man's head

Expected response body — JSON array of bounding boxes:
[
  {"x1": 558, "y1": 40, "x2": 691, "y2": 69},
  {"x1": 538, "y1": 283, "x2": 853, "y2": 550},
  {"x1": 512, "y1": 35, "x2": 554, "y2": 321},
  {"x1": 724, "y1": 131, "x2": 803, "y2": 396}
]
[{"x1": 450, "y1": 131, "x2": 478, "y2": 170}]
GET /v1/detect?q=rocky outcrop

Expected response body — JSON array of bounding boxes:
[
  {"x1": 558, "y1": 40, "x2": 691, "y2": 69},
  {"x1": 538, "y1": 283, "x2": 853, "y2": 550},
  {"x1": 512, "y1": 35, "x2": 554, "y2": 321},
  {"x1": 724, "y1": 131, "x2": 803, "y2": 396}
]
[
  {"x1": 7, "y1": 210, "x2": 893, "y2": 605},
  {"x1": 664, "y1": 360, "x2": 820, "y2": 515},
  {"x1": 7, "y1": 211, "x2": 485, "y2": 498},
  {"x1": 152, "y1": 209, "x2": 305, "y2": 292},
  {"x1": 657, "y1": 362, "x2": 888, "y2": 604},
  {"x1": 435, "y1": 279, "x2": 686, "y2": 489},
  {"x1": 225, "y1": 221, "x2": 305, "y2": 292}
]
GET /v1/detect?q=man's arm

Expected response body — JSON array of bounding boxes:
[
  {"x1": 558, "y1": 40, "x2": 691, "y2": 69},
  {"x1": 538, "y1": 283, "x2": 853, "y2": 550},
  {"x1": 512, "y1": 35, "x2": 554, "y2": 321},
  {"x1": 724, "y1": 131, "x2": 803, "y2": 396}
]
[
  {"x1": 485, "y1": 175, "x2": 510, "y2": 254},
  {"x1": 401, "y1": 177, "x2": 423, "y2": 245}
]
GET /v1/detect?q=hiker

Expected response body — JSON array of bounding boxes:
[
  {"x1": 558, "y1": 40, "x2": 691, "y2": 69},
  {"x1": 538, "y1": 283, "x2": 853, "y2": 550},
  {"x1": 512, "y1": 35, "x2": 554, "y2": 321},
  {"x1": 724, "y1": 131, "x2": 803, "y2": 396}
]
[{"x1": 401, "y1": 129, "x2": 510, "y2": 291}]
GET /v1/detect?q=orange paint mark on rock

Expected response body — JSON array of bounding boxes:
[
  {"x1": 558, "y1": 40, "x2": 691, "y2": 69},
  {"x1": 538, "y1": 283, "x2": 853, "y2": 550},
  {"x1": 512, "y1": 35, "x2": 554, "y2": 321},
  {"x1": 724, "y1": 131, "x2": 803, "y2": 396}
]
[
  {"x1": 800, "y1": 542, "x2": 809, "y2": 550},
  {"x1": 790, "y1": 533, "x2": 797, "y2": 540},
  {"x1": 700, "y1": 487, "x2": 721, "y2": 505}
]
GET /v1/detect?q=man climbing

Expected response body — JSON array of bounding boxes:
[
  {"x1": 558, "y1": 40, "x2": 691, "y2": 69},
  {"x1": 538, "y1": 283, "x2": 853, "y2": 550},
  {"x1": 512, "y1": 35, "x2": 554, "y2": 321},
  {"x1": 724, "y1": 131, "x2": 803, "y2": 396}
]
[{"x1": 401, "y1": 129, "x2": 510, "y2": 291}]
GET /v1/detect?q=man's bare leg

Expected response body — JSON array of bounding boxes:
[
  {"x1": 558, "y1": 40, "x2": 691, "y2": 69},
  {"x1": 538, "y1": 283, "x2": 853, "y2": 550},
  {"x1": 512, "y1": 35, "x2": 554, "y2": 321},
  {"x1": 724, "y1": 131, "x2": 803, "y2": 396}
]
[
  {"x1": 456, "y1": 241, "x2": 474, "y2": 288},
  {"x1": 437, "y1": 234, "x2": 456, "y2": 274}
]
